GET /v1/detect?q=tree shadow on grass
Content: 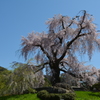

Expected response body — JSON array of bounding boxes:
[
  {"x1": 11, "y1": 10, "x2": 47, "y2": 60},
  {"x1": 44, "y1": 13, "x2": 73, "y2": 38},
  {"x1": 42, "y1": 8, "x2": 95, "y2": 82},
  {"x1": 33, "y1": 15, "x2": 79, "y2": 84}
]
[
  {"x1": 88, "y1": 92, "x2": 100, "y2": 98},
  {"x1": 0, "y1": 95, "x2": 20, "y2": 100}
]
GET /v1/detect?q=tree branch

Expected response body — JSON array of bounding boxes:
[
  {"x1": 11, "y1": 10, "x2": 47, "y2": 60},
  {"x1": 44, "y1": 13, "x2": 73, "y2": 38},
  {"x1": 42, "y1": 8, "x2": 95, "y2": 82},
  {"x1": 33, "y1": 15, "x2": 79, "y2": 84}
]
[
  {"x1": 35, "y1": 66, "x2": 45, "y2": 73},
  {"x1": 58, "y1": 11, "x2": 87, "y2": 62},
  {"x1": 60, "y1": 68, "x2": 83, "y2": 79},
  {"x1": 50, "y1": 36, "x2": 63, "y2": 60},
  {"x1": 39, "y1": 45, "x2": 51, "y2": 60},
  {"x1": 34, "y1": 62, "x2": 49, "y2": 73}
]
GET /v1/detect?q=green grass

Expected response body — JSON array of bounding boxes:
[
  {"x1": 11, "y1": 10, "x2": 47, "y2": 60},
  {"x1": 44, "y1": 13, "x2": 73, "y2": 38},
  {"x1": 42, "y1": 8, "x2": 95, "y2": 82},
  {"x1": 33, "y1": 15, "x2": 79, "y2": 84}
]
[
  {"x1": 0, "y1": 93, "x2": 40, "y2": 100},
  {"x1": 0, "y1": 91, "x2": 100, "y2": 100},
  {"x1": 75, "y1": 91, "x2": 100, "y2": 100}
]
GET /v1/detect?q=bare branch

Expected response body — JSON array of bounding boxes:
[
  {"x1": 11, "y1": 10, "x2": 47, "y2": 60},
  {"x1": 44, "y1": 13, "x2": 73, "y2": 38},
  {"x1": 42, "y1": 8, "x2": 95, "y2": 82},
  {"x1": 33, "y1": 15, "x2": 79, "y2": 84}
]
[
  {"x1": 34, "y1": 62, "x2": 49, "y2": 73},
  {"x1": 59, "y1": 68, "x2": 83, "y2": 79},
  {"x1": 35, "y1": 66, "x2": 45, "y2": 73},
  {"x1": 58, "y1": 11, "x2": 87, "y2": 61},
  {"x1": 39, "y1": 45, "x2": 51, "y2": 60}
]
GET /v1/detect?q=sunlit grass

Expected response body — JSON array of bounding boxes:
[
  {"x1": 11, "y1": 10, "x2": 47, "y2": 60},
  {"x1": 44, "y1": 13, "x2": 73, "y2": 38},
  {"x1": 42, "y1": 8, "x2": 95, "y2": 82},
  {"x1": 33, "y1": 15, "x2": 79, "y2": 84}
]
[{"x1": 75, "y1": 91, "x2": 100, "y2": 100}]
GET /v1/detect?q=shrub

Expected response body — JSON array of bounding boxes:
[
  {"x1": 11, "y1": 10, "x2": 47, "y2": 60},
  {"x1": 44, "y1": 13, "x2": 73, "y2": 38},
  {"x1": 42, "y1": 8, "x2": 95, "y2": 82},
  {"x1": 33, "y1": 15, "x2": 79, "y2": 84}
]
[
  {"x1": 55, "y1": 83, "x2": 72, "y2": 90},
  {"x1": 56, "y1": 87, "x2": 67, "y2": 93},
  {"x1": 46, "y1": 86, "x2": 66, "y2": 93},
  {"x1": 37, "y1": 90, "x2": 49, "y2": 100},
  {"x1": 91, "y1": 83, "x2": 100, "y2": 91},
  {"x1": 36, "y1": 86, "x2": 66, "y2": 93},
  {"x1": 49, "y1": 94, "x2": 60, "y2": 100},
  {"x1": 61, "y1": 93, "x2": 76, "y2": 100},
  {"x1": 23, "y1": 88, "x2": 37, "y2": 94},
  {"x1": 43, "y1": 77, "x2": 52, "y2": 87},
  {"x1": 37, "y1": 90, "x2": 76, "y2": 100},
  {"x1": 37, "y1": 91, "x2": 60, "y2": 100}
]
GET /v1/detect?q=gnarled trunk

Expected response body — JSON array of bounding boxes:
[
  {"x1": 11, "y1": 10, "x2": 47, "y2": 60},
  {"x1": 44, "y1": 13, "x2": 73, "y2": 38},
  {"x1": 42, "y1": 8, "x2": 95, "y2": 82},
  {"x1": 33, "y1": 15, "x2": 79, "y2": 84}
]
[{"x1": 50, "y1": 63, "x2": 60, "y2": 86}]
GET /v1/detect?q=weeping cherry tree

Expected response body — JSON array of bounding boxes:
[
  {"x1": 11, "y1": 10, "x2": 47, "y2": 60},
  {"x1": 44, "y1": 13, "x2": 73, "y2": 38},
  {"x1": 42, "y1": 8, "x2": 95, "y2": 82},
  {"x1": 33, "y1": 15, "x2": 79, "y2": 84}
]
[{"x1": 21, "y1": 10, "x2": 100, "y2": 85}]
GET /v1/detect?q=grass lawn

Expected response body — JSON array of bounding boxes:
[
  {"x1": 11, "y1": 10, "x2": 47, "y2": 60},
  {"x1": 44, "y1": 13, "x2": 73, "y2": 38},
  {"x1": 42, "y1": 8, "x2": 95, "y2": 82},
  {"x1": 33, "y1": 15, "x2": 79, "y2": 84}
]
[
  {"x1": 0, "y1": 94, "x2": 40, "y2": 100},
  {"x1": 75, "y1": 91, "x2": 100, "y2": 100},
  {"x1": 0, "y1": 91, "x2": 100, "y2": 100}
]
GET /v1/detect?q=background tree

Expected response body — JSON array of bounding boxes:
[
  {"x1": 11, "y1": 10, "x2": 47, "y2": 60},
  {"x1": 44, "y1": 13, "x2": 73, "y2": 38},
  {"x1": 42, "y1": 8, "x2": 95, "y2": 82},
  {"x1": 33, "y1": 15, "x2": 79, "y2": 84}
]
[
  {"x1": 21, "y1": 10, "x2": 100, "y2": 85},
  {"x1": 61, "y1": 64, "x2": 99, "y2": 88},
  {"x1": 0, "y1": 60, "x2": 45, "y2": 96},
  {"x1": 61, "y1": 73, "x2": 79, "y2": 86},
  {"x1": 0, "y1": 68, "x2": 12, "y2": 96},
  {"x1": 0, "y1": 66, "x2": 7, "y2": 71}
]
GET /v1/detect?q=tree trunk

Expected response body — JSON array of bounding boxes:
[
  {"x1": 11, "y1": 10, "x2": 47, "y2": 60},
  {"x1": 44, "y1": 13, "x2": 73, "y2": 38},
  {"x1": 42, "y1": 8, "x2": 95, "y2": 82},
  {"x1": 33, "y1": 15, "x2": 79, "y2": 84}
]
[{"x1": 50, "y1": 63, "x2": 60, "y2": 86}]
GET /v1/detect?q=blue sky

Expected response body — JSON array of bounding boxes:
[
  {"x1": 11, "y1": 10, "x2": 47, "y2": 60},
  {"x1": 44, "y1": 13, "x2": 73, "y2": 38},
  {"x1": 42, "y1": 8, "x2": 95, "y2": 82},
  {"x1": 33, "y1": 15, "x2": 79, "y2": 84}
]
[{"x1": 0, "y1": 0, "x2": 100, "y2": 70}]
